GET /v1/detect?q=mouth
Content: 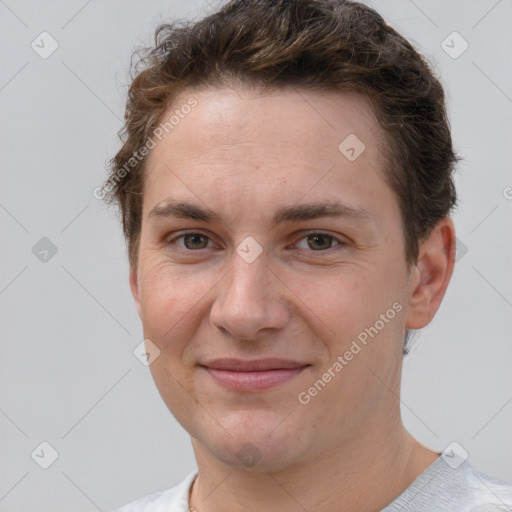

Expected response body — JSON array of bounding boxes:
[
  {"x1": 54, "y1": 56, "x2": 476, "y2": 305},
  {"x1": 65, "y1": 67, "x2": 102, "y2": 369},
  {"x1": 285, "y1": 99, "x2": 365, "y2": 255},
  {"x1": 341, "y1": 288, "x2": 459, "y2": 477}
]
[{"x1": 200, "y1": 358, "x2": 311, "y2": 392}]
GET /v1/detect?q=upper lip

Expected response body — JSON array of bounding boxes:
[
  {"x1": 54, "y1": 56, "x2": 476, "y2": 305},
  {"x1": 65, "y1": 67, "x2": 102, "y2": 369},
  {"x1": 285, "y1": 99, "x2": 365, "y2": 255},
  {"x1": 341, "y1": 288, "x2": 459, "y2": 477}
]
[{"x1": 201, "y1": 358, "x2": 310, "y2": 371}]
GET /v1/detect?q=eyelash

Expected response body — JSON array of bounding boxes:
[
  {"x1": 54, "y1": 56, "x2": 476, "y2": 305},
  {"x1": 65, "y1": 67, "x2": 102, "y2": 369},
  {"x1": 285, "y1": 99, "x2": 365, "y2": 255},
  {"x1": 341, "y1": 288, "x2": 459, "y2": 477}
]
[{"x1": 166, "y1": 231, "x2": 345, "y2": 253}]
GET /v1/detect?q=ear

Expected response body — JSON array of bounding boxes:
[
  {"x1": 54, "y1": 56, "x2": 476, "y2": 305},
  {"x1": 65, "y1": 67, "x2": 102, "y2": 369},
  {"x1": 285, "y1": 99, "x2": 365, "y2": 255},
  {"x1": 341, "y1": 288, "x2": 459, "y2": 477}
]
[
  {"x1": 405, "y1": 217, "x2": 456, "y2": 329},
  {"x1": 129, "y1": 266, "x2": 142, "y2": 317}
]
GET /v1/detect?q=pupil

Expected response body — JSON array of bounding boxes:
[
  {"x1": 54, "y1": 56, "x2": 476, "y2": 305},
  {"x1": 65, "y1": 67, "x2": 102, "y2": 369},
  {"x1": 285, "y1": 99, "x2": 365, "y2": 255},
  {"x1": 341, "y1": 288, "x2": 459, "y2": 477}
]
[
  {"x1": 186, "y1": 234, "x2": 206, "y2": 249},
  {"x1": 309, "y1": 234, "x2": 331, "y2": 250}
]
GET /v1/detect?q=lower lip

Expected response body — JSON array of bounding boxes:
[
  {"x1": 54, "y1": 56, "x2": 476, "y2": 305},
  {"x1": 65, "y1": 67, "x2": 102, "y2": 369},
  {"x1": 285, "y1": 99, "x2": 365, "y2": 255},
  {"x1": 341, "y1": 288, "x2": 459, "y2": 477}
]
[{"x1": 204, "y1": 366, "x2": 309, "y2": 391}]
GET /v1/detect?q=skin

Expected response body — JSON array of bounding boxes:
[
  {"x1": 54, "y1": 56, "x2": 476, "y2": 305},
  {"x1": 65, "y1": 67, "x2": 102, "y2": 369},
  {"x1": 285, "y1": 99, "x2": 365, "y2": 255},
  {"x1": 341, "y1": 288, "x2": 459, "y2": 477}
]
[{"x1": 130, "y1": 83, "x2": 456, "y2": 512}]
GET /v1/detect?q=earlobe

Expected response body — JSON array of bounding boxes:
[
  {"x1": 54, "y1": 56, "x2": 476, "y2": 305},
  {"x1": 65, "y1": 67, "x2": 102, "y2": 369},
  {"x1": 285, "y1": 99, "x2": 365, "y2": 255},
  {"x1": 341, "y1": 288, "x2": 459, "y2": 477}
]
[
  {"x1": 129, "y1": 266, "x2": 142, "y2": 317},
  {"x1": 405, "y1": 217, "x2": 456, "y2": 330}
]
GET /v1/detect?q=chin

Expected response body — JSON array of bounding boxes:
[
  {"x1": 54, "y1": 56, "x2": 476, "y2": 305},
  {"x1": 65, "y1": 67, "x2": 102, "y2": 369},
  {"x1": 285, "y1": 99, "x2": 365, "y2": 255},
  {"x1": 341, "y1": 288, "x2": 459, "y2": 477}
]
[{"x1": 192, "y1": 408, "x2": 312, "y2": 472}]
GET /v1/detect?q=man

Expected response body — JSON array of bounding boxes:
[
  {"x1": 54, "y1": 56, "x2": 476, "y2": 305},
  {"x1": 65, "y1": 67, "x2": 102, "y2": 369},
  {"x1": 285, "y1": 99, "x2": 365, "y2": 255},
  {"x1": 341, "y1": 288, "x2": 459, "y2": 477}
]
[{"x1": 106, "y1": 0, "x2": 512, "y2": 510}]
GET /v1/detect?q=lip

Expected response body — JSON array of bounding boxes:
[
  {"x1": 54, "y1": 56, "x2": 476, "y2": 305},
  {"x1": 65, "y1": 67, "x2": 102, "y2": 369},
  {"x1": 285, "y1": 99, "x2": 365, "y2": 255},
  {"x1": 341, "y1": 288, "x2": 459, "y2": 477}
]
[{"x1": 200, "y1": 358, "x2": 310, "y2": 391}]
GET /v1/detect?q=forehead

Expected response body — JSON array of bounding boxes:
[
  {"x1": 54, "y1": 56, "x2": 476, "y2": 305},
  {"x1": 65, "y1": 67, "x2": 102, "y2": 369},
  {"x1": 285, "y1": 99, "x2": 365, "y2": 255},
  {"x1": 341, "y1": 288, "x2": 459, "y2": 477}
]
[
  {"x1": 149, "y1": 84, "x2": 381, "y2": 160},
  {"x1": 142, "y1": 84, "x2": 390, "y2": 220}
]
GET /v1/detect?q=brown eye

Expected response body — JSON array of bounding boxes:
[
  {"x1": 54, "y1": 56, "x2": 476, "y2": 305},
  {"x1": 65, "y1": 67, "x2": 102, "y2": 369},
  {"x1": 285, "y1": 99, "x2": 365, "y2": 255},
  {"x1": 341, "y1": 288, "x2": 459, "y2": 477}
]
[
  {"x1": 306, "y1": 234, "x2": 336, "y2": 251},
  {"x1": 182, "y1": 233, "x2": 210, "y2": 250}
]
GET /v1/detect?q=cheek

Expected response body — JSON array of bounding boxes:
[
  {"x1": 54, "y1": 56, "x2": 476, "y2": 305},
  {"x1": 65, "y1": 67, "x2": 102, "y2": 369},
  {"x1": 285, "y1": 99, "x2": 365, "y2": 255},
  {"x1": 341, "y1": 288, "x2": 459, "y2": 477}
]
[
  {"x1": 298, "y1": 287, "x2": 406, "y2": 435},
  {"x1": 137, "y1": 262, "x2": 212, "y2": 357},
  {"x1": 306, "y1": 264, "x2": 407, "y2": 384},
  {"x1": 315, "y1": 268, "x2": 399, "y2": 334}
]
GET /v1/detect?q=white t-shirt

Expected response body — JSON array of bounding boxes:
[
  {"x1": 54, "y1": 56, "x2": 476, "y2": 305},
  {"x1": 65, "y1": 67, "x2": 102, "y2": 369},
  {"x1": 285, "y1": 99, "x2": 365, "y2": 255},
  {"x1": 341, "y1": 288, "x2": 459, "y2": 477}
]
[{"x1": 111, "y1": 454, "x2": 512, "y2": 511}]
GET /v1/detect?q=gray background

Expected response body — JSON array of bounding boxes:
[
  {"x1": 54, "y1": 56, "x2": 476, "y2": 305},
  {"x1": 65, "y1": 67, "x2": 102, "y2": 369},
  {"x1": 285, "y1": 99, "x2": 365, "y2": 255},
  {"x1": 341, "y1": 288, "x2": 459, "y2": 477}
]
[{"x1": 1, "y1": 0, "x2": 511, "y2": 510}]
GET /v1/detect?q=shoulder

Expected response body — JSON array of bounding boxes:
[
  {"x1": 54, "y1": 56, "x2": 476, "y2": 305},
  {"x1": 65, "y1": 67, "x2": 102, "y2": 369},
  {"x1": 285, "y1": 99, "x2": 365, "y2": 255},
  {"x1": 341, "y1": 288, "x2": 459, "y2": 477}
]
[
  {"x1": 383, "y1": 455, "x2": 512, "y2": 512},
  {"x1": 465, "y1": 464, "x2": 512, "y2": 511},
  {"x1": 109, "y1": 471, "x2": 197, "y2": 512}
]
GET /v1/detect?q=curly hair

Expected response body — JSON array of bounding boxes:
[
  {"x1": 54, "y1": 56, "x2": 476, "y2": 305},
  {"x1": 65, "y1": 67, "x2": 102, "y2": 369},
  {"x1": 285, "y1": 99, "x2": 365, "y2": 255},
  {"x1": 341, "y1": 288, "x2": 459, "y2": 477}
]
[{"x1": 105, "y1": 0, "x2": 458, "y2": 267}]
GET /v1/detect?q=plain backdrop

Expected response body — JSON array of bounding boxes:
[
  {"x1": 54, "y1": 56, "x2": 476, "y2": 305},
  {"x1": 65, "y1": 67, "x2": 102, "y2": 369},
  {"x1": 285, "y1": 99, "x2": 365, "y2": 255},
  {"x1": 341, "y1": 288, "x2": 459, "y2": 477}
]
[{"x1": 1, "y1": 0, "x2": 511, "y2": 510}]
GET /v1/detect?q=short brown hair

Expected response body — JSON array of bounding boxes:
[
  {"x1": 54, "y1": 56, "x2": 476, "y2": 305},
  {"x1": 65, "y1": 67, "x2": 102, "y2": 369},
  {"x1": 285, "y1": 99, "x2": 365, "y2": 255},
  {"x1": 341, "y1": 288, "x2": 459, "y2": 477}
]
[{"x1": 106, "y1": 0, "x2": 458, "y2": 267}]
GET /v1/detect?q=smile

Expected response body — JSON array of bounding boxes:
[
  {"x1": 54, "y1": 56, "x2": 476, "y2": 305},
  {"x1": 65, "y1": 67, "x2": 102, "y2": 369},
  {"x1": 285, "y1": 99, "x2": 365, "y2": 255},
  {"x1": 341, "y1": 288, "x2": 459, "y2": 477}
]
[{"x1": 200, "y1": 358, "x2": 310, "y2": 392}]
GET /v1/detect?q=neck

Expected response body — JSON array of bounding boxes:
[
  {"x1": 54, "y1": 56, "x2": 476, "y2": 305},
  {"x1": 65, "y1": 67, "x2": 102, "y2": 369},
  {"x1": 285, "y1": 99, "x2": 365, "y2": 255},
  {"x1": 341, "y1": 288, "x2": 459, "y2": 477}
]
[{"x1": 189, "y1": 417, "x2": 439, "y2": 512}]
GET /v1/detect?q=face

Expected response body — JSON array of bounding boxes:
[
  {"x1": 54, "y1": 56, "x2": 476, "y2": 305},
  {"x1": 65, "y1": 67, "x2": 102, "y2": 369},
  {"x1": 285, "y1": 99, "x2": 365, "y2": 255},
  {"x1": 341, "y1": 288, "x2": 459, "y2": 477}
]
[{"x1": 130, "y1": 84, "x2": 426, "y2": 472}]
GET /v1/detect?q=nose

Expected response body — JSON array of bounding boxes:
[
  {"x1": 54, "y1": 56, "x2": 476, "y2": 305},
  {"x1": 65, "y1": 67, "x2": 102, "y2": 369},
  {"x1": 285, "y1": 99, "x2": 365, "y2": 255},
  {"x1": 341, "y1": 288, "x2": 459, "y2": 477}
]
[{"x1": 209, "y1": 254, "x2": 289, "y2": 340}]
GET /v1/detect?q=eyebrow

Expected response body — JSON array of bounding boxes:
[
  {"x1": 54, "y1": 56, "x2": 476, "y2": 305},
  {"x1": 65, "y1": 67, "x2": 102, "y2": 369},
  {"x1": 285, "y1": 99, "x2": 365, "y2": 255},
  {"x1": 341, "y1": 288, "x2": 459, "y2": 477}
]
[{"x1": 148, "y1": 199, "x2": 372, "y2": 226}]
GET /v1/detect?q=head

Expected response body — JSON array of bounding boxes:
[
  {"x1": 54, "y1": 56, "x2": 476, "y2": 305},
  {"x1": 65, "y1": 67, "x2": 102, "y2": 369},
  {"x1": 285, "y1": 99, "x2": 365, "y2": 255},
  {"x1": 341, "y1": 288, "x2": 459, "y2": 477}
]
[{"x1": 106, "y1": 0, "x2": 458, "y2": 472}]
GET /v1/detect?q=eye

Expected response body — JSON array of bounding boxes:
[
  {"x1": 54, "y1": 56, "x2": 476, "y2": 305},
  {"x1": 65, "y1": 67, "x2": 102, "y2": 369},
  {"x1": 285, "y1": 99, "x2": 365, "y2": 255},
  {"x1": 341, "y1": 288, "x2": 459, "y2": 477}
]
[
  {"x1": 172, "y1": 232, "x2": 213, "y2": 250},
  {"x1": 167, "y1": 231, "x2": 343, "y2": 253},
  {"x1": 295, "y1": 233, "x2": 342, "y2": 251}
]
